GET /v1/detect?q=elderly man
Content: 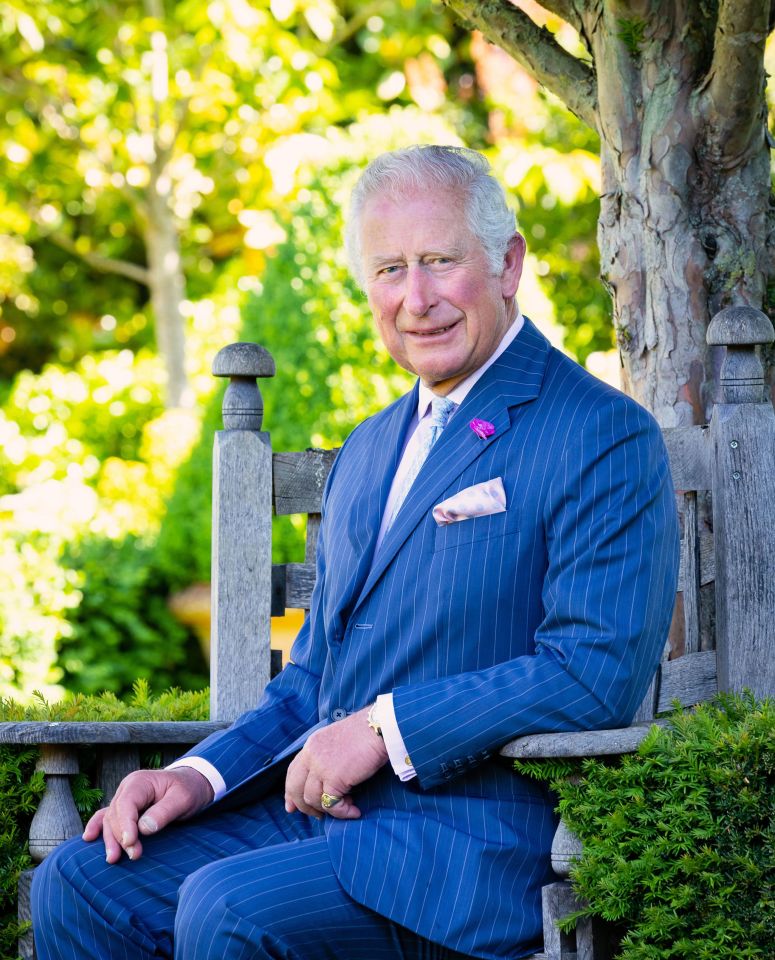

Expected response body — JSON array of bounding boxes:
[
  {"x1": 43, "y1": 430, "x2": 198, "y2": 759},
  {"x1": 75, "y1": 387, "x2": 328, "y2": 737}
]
[{"x1": 33, "y1": 146, "x2": 678, "y2": 960}]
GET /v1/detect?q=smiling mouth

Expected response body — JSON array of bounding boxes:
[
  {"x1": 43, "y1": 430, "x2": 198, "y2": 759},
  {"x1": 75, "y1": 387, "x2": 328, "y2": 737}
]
[{"x1": 409, "y1": 320, "x2": 460, "y2": 337}]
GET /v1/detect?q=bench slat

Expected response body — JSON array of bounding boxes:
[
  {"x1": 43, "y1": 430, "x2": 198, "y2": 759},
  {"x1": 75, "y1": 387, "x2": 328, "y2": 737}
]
[
  {"x1": 283, "y1": 562, "x2": 317, "y2": 610},
  {"x1": 0, "y1": 721, "x2": 227, "y2": 745},
  {"x1": 662, "y1": 424, "x2": 711, "y2": 490},
  {"x1": 273, "y1": 450, "x2": 337, "y2": 515},
  {"x1": 501, "y1": 723, "x2": 658, "y2": 759},
  {"x1": 657, "y1": 649, "x2": 717, "y2": 712}
]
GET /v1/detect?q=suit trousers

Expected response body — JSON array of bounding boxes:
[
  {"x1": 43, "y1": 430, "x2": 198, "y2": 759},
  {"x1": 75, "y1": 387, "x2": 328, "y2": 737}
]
[{"x1": 31, "y1": 790, "x2": 471, "y2": 960}]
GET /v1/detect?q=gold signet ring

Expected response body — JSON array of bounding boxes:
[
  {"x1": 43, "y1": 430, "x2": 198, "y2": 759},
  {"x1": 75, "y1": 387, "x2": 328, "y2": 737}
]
[{"x1": 320, "y1": 792, "x2": 342, "y2": 809}]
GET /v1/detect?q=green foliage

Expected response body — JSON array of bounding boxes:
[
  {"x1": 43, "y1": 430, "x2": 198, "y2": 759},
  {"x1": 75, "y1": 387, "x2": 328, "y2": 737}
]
[
  {"x1": 617, "y1": 19, "x2": 647, "y2": 55},
  {"x1": 516, "y1": 695, "x2": 774, "y2": 959},
  {"x1": 0, "y1": 683, "x2": 209, "y2": 957},
  {"x1": 58, "y1": 537, "x2": 208, "y2": 697},
  {"x1": 0, "y1": 349, "x2": 202, "y2": 699},
  {"x1": 0, "y1": 744, "x2": 42, "y2": 960}
]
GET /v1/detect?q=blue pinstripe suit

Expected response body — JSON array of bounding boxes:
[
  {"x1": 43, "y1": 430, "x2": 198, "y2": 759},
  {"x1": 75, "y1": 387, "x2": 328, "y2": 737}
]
[
  {"x1": 33, "y1": 318, "x2": 678, "y2": 959},
  {"x1": 174, "y1": 318, "x2": 679, "y2": 955}
]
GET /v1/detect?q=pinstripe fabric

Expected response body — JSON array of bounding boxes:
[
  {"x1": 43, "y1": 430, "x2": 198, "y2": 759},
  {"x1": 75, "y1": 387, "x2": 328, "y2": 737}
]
[
  {"x1": 32, "y1": 792, "x2": 469, "y2": 960},
  {"x1": 34, "y1": 318, "x2": 679, "y2": 959}
]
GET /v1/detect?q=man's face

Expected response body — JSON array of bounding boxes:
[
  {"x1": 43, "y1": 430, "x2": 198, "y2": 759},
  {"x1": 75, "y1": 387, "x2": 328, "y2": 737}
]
[{"x1": 360, "y1": 185, "x2": 525, "y2": 395}]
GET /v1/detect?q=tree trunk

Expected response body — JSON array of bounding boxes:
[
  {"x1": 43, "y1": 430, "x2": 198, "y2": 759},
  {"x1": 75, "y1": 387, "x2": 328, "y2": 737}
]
[
  {"x1": 442, "y1": 0, "x2": 773, "y2": 425},
  {"x1": 145, "y1": 161, "x2": 190, "y2": 409},
  {"x1": 591, "y1": 2, "x2": 772, "y2": 426}
]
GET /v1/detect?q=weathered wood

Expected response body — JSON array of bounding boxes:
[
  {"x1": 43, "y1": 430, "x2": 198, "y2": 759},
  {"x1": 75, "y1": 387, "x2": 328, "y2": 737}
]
[
  {"x1": 0, "y1": 721, "x2": 226, "y2": 745},
  {"x1": 542, "y1": 881, "x2": 582, "y2": 960},
  {"x1": 676, "y1": 528, "x2": 714, "y2": 591},
  {"x1": 631, "y1": 634, "x2": 670, "y2": 724},
  {"x1": 501, "y1": 723, "x2": 659, "y2": 759},
  {"x1": 305, "y1": 513, "x2": 321, "y2": 563},
  {"x1": 681, "y1": 492, "x2": 701, "y2": 655},
  {"x1": 656, "y1": 650, "x2": 717, "y2": 712},
  {"x1": 551, "y1": 819, "x2": 582, "y2": 879},
  {"x1": 18, "y1": 870, "x2": 34, "y2": 960},
  {"x1": 212, "y1": 342, "x2": 275, "y2": 431},
  {"x1": 283, "y1": 562, "x2": 316, "y2": 610},
  {"x1": 97, "y1": 746, "x2": 141, "y2": 804},
  {"x1": 710, "y1": 402, "x2": 775, "y2": 698},
  {"x1": 272, "y1": 450, "x2": 337, "y2": 515},
  {"x1": 211, "y1": 428, "x2": 273, "y2": 721},
  {"x1": 28, "y1": 746, "x2": 82, "y2": 863},
  {"x1": 662, "y1": 425, "x2": 711, "y2": 490}
]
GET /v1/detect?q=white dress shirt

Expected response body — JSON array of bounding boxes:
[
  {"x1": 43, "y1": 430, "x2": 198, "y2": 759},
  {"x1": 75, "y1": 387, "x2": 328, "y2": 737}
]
[
  {"x1": 170, "y1": 313, "x2": 524, "y2": 795},
  {"x1": 373, "y1": 313, "x2": 523, "y2": 779}
]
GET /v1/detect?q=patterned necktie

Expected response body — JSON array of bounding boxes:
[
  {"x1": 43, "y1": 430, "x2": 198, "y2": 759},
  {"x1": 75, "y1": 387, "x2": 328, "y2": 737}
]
[{"x1": 384, "y1": 395, "x2": 456, "y2": 532}]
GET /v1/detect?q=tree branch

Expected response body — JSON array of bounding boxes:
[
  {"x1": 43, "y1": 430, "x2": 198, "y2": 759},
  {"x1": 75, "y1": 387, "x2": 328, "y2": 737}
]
[
  {"x1": 442, "y1": 0, "x2": 597, "y2": 129},
  {"x1": 535, "y1": 0, "x2": 583, "y2": 35},
  {"x1": 703, "y1": 0, "x2": 769, "y2": 164},
  {"x1": 47, "y1": 232, "x2": 150, "y2": 286}
]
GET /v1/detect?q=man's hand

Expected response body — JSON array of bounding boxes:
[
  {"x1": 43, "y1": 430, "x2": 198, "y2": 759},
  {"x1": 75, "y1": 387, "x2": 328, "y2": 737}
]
[
  {"x1": 285, "y1": 706, "x2": 388, "y2": 820},
  {"x1": 82, "y1": 766, "x2": 214, "y2": 863}
]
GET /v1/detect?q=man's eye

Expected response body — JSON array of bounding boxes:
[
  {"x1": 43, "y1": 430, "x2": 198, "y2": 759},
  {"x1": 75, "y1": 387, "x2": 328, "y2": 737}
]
[
  {"x1": 429, "y1": 257, "x2": 452, "y2": 266},
  {"x1": 379, "y1": 265, "x2": 401, "y2": 275}
]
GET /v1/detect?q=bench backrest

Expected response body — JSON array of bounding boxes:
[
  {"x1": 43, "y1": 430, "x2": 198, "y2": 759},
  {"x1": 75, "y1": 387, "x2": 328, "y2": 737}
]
[{"x1": 209, "y1": 306, "x2": 775, "y2": 722}]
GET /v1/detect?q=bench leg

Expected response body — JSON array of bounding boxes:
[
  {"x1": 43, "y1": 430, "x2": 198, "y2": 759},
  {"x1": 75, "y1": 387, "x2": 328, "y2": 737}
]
[{"x1": 18, "y1": 868, "x2": 35, "y2": 960}]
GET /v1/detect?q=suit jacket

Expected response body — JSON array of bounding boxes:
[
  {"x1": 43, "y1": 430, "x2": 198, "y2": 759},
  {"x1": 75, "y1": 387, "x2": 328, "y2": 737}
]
[{"x1": 184, "y1": 319, "x2": 679, "y2": 958}]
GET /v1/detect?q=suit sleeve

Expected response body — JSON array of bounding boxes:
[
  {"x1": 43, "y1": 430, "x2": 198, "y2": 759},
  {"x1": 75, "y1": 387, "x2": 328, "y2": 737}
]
[
  {"x1": 391, "y1": 397, "x2": 680, "y2": 790},
  {"x1": 173, "y1": 473, "x2": 342, "y2": 793}
]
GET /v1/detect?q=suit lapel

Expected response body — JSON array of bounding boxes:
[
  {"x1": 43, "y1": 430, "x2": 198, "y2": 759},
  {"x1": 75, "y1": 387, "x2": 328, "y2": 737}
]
[
  {"x1": 355, "y1": 318, "x2": 551, "y2": 605},
  {"x1": 328, "y1": 383, "x2": 418, "y2": 622}
]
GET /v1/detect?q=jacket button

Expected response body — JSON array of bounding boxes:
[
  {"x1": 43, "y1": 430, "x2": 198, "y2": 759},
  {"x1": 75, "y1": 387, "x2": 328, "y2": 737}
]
[{"x1": 331, "y1": 707, "x2": 347, "y2": 721}]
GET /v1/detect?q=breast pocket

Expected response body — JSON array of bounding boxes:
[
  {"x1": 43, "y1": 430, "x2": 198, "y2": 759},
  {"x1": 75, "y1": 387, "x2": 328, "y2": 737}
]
[{"x1": 433, "y1": 507, "x2": 520, "y2": 553}]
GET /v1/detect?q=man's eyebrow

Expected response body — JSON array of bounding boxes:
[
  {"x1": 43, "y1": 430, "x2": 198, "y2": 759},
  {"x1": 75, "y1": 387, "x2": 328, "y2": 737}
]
[
  {"x1": 368, "y1": 245, "x2": 466, "y2": 267},
  {"x1": 368, "y1": 254, "x2": 404, "y2": 267}
]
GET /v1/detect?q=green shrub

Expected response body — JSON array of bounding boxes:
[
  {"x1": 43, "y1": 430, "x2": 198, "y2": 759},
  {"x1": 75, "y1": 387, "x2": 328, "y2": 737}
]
[
  {"x1": 58, "y1": 536, "x2": 208, "y2": 697},
  {"x1": 0, "y1": 682, "x2": 210, "y2": 959},
  {"x1": 516, "y1": 694, "x2": 774, "y2": 959}
]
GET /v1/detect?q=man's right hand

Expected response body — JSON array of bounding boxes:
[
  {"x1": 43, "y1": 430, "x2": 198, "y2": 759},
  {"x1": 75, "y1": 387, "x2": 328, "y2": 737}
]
[{"x1": 82, "y1": 766, "x2": 214, "y2": 863}]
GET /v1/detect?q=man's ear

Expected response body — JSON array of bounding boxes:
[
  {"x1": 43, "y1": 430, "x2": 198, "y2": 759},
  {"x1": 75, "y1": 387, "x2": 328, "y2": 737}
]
[{"x1": 500, "y1": 234, "x2": 526, "y2": 299}]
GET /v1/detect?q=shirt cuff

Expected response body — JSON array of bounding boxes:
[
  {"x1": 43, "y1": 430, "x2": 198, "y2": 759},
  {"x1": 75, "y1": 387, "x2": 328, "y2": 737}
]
[
  {"x1": 166, "y1": 757, "x2": 227, "y2": 802},
  {"x1": 375, "y1": 693, "x2": 416, "y2": 782}
]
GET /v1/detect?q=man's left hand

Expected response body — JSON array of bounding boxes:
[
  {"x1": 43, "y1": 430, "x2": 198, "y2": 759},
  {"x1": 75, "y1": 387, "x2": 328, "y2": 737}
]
[{"x1": 285, "y1": 706, "x2": 388, "y2": 820}]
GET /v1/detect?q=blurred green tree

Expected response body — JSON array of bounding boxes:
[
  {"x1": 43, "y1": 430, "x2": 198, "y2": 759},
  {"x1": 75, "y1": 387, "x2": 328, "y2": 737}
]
[{"x1": 0, "y1": 0, "x2": 623, "y2": 698}]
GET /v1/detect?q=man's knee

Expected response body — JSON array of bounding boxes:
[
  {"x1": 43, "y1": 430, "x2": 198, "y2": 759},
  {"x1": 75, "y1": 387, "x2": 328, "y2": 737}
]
[
  {"x1": 32, "y1": 836, "x2": 89, "y2": 912},
  {"x1": 176, "y1": 854, "x2": 293, "y2": 959}
]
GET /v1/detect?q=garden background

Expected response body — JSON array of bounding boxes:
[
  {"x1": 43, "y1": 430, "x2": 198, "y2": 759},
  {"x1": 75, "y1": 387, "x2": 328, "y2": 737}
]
[{"x1": 0, "y1": 0, "x2": 772, "y2": 706}]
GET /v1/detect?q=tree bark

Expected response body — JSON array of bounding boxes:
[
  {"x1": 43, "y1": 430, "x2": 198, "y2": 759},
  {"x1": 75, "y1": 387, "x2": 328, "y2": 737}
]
[
  {"x1": 444, "y1": 0, "x2": 774, "y2": 425},
  {"x1": 145, "y1": 156, "x2": 190, "y2": 409}
]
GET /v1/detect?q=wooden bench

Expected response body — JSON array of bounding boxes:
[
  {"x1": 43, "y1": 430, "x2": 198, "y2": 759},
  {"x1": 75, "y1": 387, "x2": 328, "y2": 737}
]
[{"x1": 5, "y1": 305, "x2": 774, "y2": 959}]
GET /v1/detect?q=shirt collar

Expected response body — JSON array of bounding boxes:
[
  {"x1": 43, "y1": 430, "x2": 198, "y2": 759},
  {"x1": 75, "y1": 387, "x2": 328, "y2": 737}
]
[{"x1": 417, "y1": 311, "x2": 524, "y2": 420}]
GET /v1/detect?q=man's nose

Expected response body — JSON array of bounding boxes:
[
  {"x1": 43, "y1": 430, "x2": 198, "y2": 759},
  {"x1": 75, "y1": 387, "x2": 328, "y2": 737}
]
[{"x1": 403, "y1": 264, "x2": 437, "y2": 318}]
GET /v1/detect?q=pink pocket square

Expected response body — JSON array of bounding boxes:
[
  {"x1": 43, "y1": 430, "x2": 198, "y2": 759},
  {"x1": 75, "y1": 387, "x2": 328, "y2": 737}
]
[{"x1": 432, "y1": 477, "x2": 507, "y2": 526}]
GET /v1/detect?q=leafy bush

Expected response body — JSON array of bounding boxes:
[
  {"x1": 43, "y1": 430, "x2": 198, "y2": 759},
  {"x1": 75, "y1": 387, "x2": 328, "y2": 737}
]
[
  {"x1": 58, "y1": 536, "x2": 208, "y2": 697},
  {"x1": 516, "y1": 694, "x2": 774, "y2": 959},
  {"x1": 0, "y1": 682, "x2": 210, "y2": 959}
]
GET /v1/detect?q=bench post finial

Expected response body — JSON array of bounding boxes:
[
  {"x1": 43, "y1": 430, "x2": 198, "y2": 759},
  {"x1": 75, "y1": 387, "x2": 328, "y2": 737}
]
[
  {"x1": 707, "y1": 306, "x2": 775, "y2": 699},
  {"x1": 211, "y1": 343, "x2": 276, "y2": 721}
]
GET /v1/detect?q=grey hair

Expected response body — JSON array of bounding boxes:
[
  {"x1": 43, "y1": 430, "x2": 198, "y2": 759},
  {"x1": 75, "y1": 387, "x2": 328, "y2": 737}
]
[{"x1": 344, "y1": 145, "x2": 518, "y2": 289}]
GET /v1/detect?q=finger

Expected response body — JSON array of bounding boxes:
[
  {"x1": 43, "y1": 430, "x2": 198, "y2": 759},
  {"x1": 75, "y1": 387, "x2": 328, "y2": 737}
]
[
  {"x1": 82, "y1": 807, "x2": 106, "y2": 842},
  {"x1": 302, "y1": 777, "x2": 327, "y2": 815},
  {"x1": 323, "y1": 795, "x2": 362, "y2": 821},
  {"x1": 284, "y1": 755, "x2": 316, "y2": 817},
  {"x1": 102, "y1": 817, "x2": 138, "y2": 864},
  {"x1": 112, "y1": 793, "x2": 144, "y2": 853},
  {"x1": 137, "y1": 795, "x2": 185, "y2": 834}
]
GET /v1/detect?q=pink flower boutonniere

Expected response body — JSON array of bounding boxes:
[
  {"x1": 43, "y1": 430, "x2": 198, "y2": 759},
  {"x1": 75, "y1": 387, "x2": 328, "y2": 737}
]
[{"x1": 469, "y1": 418, "x2": 495, "y2": 439}]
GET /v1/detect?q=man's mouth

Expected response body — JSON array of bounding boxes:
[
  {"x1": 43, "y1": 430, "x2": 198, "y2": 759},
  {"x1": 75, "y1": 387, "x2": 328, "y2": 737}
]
[{"x1": 408, "y1": 320, "x2": 460, "y2": 337}]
